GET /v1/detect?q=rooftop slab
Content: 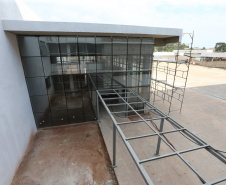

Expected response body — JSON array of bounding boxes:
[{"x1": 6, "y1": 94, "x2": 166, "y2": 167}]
[
  {"x1": 11, "y1": 122, "x2": 118, "y2": 185},
  {"x1": 2, "y1": 20, "x2": 182, "y2": 46}
]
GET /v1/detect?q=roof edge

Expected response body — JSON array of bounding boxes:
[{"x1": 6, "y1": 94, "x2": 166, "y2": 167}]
[{"x1": 2, "y1": 20, "x2": 183, "y2": 46}]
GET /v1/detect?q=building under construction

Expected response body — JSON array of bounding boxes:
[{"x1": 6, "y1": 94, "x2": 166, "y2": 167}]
[{"x1": 1, "y1": 1, "x2": 226, "y2": 185}]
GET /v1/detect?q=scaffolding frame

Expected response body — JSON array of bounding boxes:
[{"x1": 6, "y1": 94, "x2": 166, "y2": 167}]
[
  {"x1": 151, "y1": 32, "x2": 194, "y2": 114},
  {"x1": 89, "y1": 74, "x2": 226, "y2": 185},
  {"x1": 151, "y1": 60, "x2": 190, "y2": 113}
]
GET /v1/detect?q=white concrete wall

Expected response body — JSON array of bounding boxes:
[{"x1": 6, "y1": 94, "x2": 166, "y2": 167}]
[
  {"x1": 0, "y1": 0, "x2": 22, "y2": 20},
  {"x1": 0, "y1": 1, "x2": 36, "y2": 184},
  {"x1": 0, "y1": 20, "x2": 37, "y2": 185}
]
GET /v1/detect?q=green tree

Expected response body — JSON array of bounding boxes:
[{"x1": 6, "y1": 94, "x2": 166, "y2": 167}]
[
  {"x1": 155, "y1": 43, "x2": 189, "y2": 52},
  {"x1": 215, "y1": 42, "x2": 226, "y2": 52}
]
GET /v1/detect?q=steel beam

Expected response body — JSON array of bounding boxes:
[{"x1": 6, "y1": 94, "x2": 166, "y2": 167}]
[
  {"x1": 89, "y1": 75, "x2": 226, "y2": 185},
  {"x1": 156, "y1": 118, "x2": 164, "y2": 155},
  {"x1": 96, "y1": 90, "x2": 154, "y2": 185},
  {"x1": 126, "y1": 128, "x2": 186, "y2": 141}
]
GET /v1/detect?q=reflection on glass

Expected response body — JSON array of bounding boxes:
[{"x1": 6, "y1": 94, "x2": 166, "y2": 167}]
[
  {"x1": 59, "y1": 36, "x2": 78, "y2": 56},
  {"x1": 30, "y1": 95, "x2": 49, "y2": 113},
  {"x1": 52, "y1": 109, "x2": 69, "y2": 125},
  {"x1": 34, "y1": 111, "x2": 53, "y2": 128},
  {"x1": 49, "y1": 94, "x2": 67, "y2": 110},
  {"x1": 27, "y1": 77, "x2": 47, "y2": 96},
  {"x1": 39, "y1": 36, "x2": 60, "y2": 56},
  {"x1": 18, "y1": 36, "x2": 40, "y2": 57},
  {"x1": 22, "y1": 57, "x2": 44, "y2": 77},
  {"x1": 18, "y1": 35, "x2": 154, "y2": 128}
]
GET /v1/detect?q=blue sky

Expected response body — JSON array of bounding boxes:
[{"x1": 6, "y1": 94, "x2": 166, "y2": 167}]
[{"x1": 16, "y1": 0, "x2": 226, "y2": 48}]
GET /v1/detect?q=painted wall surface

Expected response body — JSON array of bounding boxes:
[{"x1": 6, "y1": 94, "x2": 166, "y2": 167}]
[
  {"x1": 0, "y1": 0, "x2": 22, "y2": 20},
  {"x1": 0, "y1": 20, "x2": 37, "y2": 185}
]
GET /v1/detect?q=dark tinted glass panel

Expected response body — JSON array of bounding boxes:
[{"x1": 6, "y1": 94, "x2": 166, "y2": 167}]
[
  {"x1": 42, "y1": 56, "x2": 62, "y2": 75},
  {"x1": 42, "y1": 57, "x2": 51, "y2": 76},
  {"x1": 139, "y1": 86, "x2": 150, "y2": 100},
  {"x1": 83, "y1": 93, "x2": 96, "y2": 121},
  {"x1": 96, "y1": 37, "x2": 112, "y2": 56},
  {"x1": 30, "y1": 95, "x2": 49, "y2": 113},
  {"x1": 26, "y1": 77, "x2": 47, "y2": 96},
  {"x1": 49, "y1": 94, "x2": 67, "y2": 110},
  {"x1": 97, "y1": 56, "x2": 112, "y2": 73},
  {"x1": 140, "y1": 71, "x2": 151, "y2": 86},
  {"x1": 52, "y1": 110, "x2": 69, "y2": 125},
  {"x1": 59, "y1": 36, "x2": 78, "y2": 56},
  {"x1": 34, "y1": 111, "x2": 53, "y2": 128},
  {"x1": 113, "y1": 72, "x2": 127, "y2": 87},
  {"x1": 142, "y1": 38, "x2": 154, "y2": 44},
  {"x1": 127, "y1": 72, "x2": 139, "y2": 87},
  {"x1": 128, "y1": 38, "x2": 141, "y2": 55},
  {"x1": 47, "y1": 75, "x2": 64, "y2": 94},
  {"x1": 140, "y1": 55, "x2": 152, "y2": 70},
  {"x1": 39, "y1": 41, "x2": 49, "y2": 56},
  {"x1": 61, "y1": 56, "x2": 79, "y2": 74},
  {"x1": 68, "y1": 108, "x2": 83, "y2": 124},
  {"x1": 78, "y1": 37, "x2": 95, "y2": 56},
  {"x1": 113, "y1": 56, "x2": 127, "y2": 72},
  {"x1": 82, "y1": 56, "x2": 96, "y2": 74},
  {"x1": 127, "y1": 55, "x2": 140, "y2": 72},
  {"x1": 22, "y1": 57, "x2": 44, "y2": 77},
  {"x1": 113, "y1": 37, "x2": 127, "y2": 55},
  {"x1": 18, "y1": 35, "x2": 154, "y2": 128},
  {"x1": 18, "y1": 36, "x2": 40, "y2": 57},
  {"x1": 141, "y1": 45, "x2": 154, "y2": 55},
  {"x1": 84, "y1": 109, "x2": 96, "y2": 122},
  {"x1": 66, "y1": 92, "x2": 83, "y2": 109},
  {"x1": 39, "y1": 36, "x2": 60, "y2": 56},
  {"x1": 63, "y1": 75, "x2": 83, "y2": 92}
]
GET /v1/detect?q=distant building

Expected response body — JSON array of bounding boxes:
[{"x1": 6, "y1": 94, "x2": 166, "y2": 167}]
[{"x1": 172, "y1": 50, "x2": 226, "y2": 68}]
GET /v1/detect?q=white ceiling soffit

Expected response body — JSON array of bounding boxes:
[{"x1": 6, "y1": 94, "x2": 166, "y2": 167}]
[{"x1": 2, "y1": 20, "x2": 183, "y2": 46}]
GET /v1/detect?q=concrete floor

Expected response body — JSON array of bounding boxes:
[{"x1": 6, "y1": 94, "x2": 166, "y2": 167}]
[
  {"x1": 99, "y1": 65, "x2": 226, "y2": 185},
  {"x1": 11, "y1": 65, "x2": 226, "y2": 185},
  {"x1": 11, "y1": 122, "x2": 118, "y2": 185}
]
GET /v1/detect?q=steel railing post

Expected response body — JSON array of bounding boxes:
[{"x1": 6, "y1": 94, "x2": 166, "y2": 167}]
[{"x1": 156, "y1": 118, "x2": 164, "y2": 155}]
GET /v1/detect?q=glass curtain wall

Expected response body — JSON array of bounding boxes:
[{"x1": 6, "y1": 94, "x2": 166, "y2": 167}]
[{"x1": 18, "y1": 36, "x2": 154, "y2": 128}]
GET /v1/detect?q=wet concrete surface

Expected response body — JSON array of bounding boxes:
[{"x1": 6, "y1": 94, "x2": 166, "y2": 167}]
[{"x1": 11, "y1": 122, "x2": 118, "y2": 185}]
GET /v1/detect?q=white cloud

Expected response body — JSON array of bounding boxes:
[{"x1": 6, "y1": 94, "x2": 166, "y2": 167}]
[
  {"x1": 16, "y1": 0, "x2": 41, "y2": 21},
  {"x1": 19, "y1": 0, "x2": 226, "y2": 47}
]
